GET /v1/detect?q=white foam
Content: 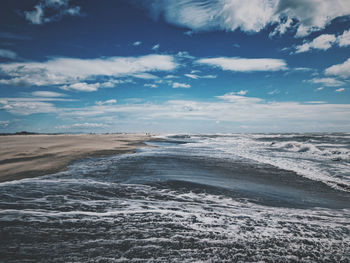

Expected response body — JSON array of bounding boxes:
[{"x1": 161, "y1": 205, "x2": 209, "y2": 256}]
[{"x1": 179, "y1": 134, "x2": 350, "y2": 191}]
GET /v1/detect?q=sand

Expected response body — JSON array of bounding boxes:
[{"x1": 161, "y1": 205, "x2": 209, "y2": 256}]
[{"x1": 0, "y1": 134, "x2": 153, "y2": 182}]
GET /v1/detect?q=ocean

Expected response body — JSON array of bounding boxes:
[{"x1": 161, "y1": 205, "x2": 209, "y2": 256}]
[{"x1": 0, "y1": 133, "x2": 349, "y2": 262}]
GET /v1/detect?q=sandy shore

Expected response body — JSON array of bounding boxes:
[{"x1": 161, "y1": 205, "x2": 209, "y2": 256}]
[{"x1": 0, "y1": 134, "x2": 153, "y2": 182}]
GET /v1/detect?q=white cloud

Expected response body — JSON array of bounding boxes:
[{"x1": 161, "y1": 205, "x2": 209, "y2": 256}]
[
  {"x1": 133, "y1": 41, "x2": 142, "y2": 46},
  {"x1": 172, "y1": 82, "x2": 191, "y2": 88},
  {"x1": 184, "y1": 73, "x2": 217, "y2": 79},
  {"x1": 25, "y1": 4, "x2": 44, "y2": 24},
  {"x1": 216, "y1": 92, "x2": 262, "y2": 103},
  {"x1": 176, "y1": 51, "x2": 195, "y2": 60},
  {"x1": 24, "y1": 0, "x2": 81, "y2": 25},
  {"x1": 196, "y1": 57, "x2": 287, "y2": 72},
  {"x1": 305, "y1": 101, "x2": 326, "y2": 104},
  {"x1": 295, "y1": 34, "x2": 337, "y2": 53},
  {"x1": 144, "y1": 83, "x2": 158, "y2": 88},
  {"x1": 202, "y1": 75, "x2": 217, "y2": 79},
  {"x1": 147, "y1": 0, "x2": 276, "y2": 33},
  {"x1": 31, "y1": 91, "x2": 67, "y2": 97},
  {"x1": 325, "y1": 58, "x2": 350, "y2": 78},
  {"x1": 95, "y1": 99, "x2": 117, "y2": 106},
  {"x1": 0, "y1": 54, "x2": 177, "y2": 88},
  {"x1": 65, "y1": 6, "x2": 80, "y2": 16},
  {"x1": 0, "y1": 95, "x2": 76, "y2": 115},
  {"x1": 337, "y1": 30, "x2": 350, "y2": 47},
  {"x1": 291, "y1": 29, "x2": 350, "y2": 53},
  {"x1": 56, "y1": 122, "x2": 108, "y2": 129},
  {"x1": 60, "y1": 82, "x2": 101, "y2": 92},
  {"x1": 58, "y1": 94, "x2": 350, "y2": 132},
  {"x1": 164, "y1": 74, "x2": 179, "y2": 79},
  {"x1": 152, "y1": 43, "x2": 160, "y2": 50},
  {"x1": 307, "y1": 78, "x2": 345, "y2": 87},
  {"x1": 144, "y1": 0, "x2": 350, "y2": 37},
  {"x1": 278, "y1": 0, "x2": 350, "y2": 37},
  {"x1": 268, "y1": 89, "x2": 280, "y2": 95},
  {"x1": 0, "y1": 49, "x2": 17, "y2": 59},
  {"x1": 236, "y1": 90, "x2": 248, "y2": 95},
  {"x1": 335, "y1": 88, "x2": 345, "y2": 92},
  {"x1": 315, "y1": 87, "x2": 324, "y2": 91},
  {"x1": 0, "y1": 99, "x2": 56, "y2": 115},
  {"x1": 184, "y1": 73, "x2": 199, "y2": 79},
  {"x1": 293, "y1": 67, "x2": 313, "y2": 72}
]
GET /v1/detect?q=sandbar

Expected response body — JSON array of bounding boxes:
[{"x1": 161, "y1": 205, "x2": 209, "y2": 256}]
[{"x1": 0, "y1": 133, "x2": 152, "y2": 182}]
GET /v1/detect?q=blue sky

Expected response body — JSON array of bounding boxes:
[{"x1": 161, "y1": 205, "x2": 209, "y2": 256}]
[{"x1": 1, "y1": 0, "x2": 350, "y2": 133}]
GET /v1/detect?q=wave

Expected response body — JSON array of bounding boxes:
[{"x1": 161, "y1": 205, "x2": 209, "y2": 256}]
[
  {"x1": 179, "y1": 133, "x2": 350, "y2": 191},
  {"x1": 0, "y1": 179, "x2": 349, "y2": 262}
]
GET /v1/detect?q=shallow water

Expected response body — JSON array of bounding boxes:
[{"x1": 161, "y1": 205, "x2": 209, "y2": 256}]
[{"x1": 0, "y1": 134, "x2": 349, "y2": 262}]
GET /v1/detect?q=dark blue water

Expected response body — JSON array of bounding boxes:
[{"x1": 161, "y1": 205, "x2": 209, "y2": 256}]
[{"x1": 0, "y1": 134, "x2": 349, "y2": 262}]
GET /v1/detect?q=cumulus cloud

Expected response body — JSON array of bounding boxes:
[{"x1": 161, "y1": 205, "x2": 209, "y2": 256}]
[
  {"x1": 0, "y1": 54, "x2": 177, "y2": 89},
  {"x1": 0, "y1": 49, "x2": 17, "y2": 59},
  {"x1": 291, "y1": 29, "x2": 350, "y2": 53},
  {"x1": 306, "y1": 78, "x2": 346, "y2": 87},
  {"x1": 335, "y1": 88, "x2": 345, "y2": 92},
  {"x1": 172, "y1": 82, "x2": 191, "y2": 88},
  {"x1": 295, "y1": 34, "x2": 336, "y2": 53},
  {"x1": 325, "y1": 58, "x2": 350, "y2": 78},
  {"x1": 196, "y1": 57, "x2": 287, "y2": 72},
  {"x1": 143, "y1": 0, "x2": 350, "y2": 37},
  {"x1": 337, "y1": 30, "x2": 350, "y2": 47},
  {"x1": 24, "y1": 0, "x2": 82, "y2": 25}
]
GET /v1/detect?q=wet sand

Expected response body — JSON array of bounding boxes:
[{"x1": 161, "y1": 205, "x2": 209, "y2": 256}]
[{"x1": 0, "y1": 134, "x2": 152, "y2": 182}]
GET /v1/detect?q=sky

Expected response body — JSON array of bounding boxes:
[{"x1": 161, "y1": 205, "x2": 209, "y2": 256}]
[{"x1": 0, "y1": 0, "x2": 350, "y2": 133}]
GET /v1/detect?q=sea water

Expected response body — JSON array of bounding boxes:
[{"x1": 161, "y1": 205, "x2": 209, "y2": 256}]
[{"x1": 0, "y1": 133, "x2": 349, "y2": 262}]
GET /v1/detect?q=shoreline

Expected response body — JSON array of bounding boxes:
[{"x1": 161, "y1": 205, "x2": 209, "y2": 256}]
[{"x1": 0, "y1": 133, "x2": 154, "y2": 183}]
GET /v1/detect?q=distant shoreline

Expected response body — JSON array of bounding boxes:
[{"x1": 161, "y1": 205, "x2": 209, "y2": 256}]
[{"x1": 0, "y1": 133, "x2": 153, "y2": 183}]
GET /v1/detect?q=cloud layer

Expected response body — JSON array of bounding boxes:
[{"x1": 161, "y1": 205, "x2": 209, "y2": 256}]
[{"x1": 2, "y1": 92, "x2": 349, "y2": 131}]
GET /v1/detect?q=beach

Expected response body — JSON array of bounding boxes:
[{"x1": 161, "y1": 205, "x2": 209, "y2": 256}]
[{"x1": 0, "y1": 133, "x2": 152, "y2": 182}]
